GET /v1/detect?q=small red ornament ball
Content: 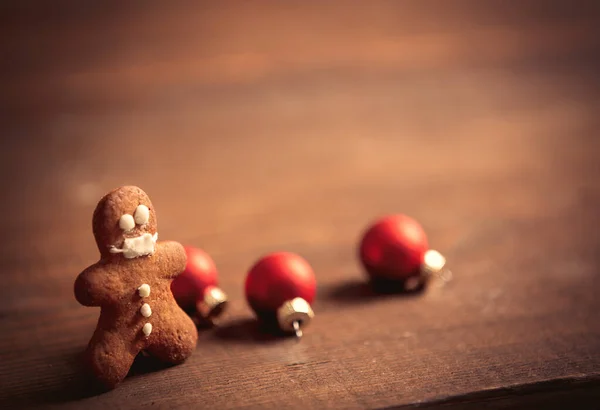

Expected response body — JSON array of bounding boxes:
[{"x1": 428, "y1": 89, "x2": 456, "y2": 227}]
[
  {"x1": 171, "y1": 246, "x2": 218, "y2": 311},
  {"x1": 359, "y1": 214, "x2": 429, "y2": 280},
  {"x1": 245, "y1": 252, "x2": 316, "y2": 319}
]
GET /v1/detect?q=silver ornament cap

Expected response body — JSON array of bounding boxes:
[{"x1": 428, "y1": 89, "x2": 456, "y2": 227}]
[
  {"x1": 197, "y1": 286, "x2": 228, "y2": 320},
  {"x1": 421, "y1": 249, "x2": 452, "y2": 282}
]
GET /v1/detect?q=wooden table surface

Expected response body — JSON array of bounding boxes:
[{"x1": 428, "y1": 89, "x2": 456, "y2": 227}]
[{"x1": 1, "y1": 1, "x2": 600, "y2": 409}]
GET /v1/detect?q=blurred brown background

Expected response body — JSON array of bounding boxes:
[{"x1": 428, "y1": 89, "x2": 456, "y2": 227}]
[{"x1": 1, "y1": 1, "x2": 600, "y2": 409}]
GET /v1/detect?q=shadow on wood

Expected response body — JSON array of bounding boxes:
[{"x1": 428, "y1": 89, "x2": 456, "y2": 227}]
[
  {"x1": 325, "y1": 278, "x2": 426, "y2": 305},
  {"x1": 126, "y1": 351, "x2": 179, "y2": 378},
  {"x1": 210, "y1": 317, "x2": 299, "y2": 345}
]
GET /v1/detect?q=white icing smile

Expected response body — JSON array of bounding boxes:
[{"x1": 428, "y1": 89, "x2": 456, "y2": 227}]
[{"x1": 110, "y1": 232, "x2": 158, "y2": 259}]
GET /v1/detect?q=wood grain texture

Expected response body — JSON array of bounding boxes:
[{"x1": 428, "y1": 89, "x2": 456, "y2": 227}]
[{"x1": 1, "y1": 0, "x2": 600, "y2": 408}]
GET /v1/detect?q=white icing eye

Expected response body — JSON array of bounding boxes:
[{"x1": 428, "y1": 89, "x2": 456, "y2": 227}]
[
  {"x1": 134, "y1": 204, "x2": 150, "y2": 225},
  {"x1": 119, "y1": 214, "x2": 135, "y2": 231}
]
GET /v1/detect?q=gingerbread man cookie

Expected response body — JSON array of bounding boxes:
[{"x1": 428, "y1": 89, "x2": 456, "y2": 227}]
[{"x1": 74, "y1": 186, "x2": 198, "y2": 389}]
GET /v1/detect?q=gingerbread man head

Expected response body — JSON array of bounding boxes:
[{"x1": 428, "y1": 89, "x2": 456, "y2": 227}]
[{"x1": 92, "y1": 186, "x2": 158, "y2": 259}]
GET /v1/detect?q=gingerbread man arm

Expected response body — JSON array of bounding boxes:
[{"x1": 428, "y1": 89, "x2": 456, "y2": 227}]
[
  {"x1": 155, "y1": 241, "x2": 187, "y2": 279},
  {"x1": 74, "y1": 263, "x2": 120, "y2": 307}
]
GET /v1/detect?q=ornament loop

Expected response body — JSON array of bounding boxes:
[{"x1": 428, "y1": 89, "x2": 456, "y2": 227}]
[
  {"x1": 277, "y1": 297, "x2": 314, "y2": 336},
  {"x1": 438, "y1": 268, "x2": 453, "y2": 283}
]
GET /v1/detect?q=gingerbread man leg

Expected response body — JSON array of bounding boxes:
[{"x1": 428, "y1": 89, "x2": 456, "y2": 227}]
[
  {"x1": 86, "y1": 329, "x2": 138, "y2": 389},
  {"x1": 145, "y1": 313, "x2": 197, "y2": 364}
]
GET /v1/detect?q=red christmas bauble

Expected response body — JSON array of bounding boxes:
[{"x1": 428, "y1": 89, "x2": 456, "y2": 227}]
[
  {"x1": 359, "y1": 214, "x2": 429, "y2": 280},
  {"x1": 245, "y1": 252, "x2": 316, "y2": 319},
  {"x1": 171, "y1": 246, "x2": 218, "y2": 311}
]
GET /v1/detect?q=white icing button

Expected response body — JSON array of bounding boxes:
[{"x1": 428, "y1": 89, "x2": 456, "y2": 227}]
[
  {"x1": 140, "y1": 303, "x2": 152, "y2": 318},
  {"x1": 119, "y1": 214, "x2": 135, "y2": 232},
  {"x1": 142, "y1": 323, "x2": 152, "y2": 337},
  {"x1": 134, "y1": 204, "x2": 150, "y2": 225},
  {"x1": 138, "y1": 284, "x2": 151, "y2": 298}
]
